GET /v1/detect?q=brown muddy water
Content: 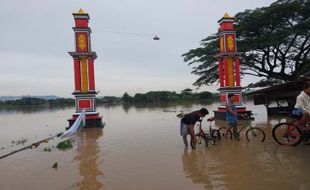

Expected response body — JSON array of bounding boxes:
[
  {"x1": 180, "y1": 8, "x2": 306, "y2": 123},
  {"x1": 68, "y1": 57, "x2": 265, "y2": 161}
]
[{"x1": 0, "y1": 102, "x2": 310, "y2": 190}]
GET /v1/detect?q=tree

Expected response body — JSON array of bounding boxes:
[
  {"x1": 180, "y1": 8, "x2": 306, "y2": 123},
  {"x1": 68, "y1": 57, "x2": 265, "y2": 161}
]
[
  {"x1": 122, "y1": 92, "x2": 133, "y2": 103},
  {"x1": 196, "y1": 91, "x2": 215, "y2": 100},
  {"x1": 182, "y1": 0, "x2": 310, "y2": 87},
  {"x1": 181, "y1": 88, "x2": 193, "y2": 94},
  {"x1": 134, "y1": 93, "x2": 148, "y2": 102}
]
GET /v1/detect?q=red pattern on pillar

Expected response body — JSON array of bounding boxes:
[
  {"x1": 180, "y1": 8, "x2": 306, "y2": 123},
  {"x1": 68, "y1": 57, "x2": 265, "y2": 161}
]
[
  {"x1": 88, "y1": 59, "x2": 95, "y2": 90},
  {"x1": 219, "y1": 59, "x2": 224, "y2": 87},
  {"x1": 74, "y1": 58, "x2": 81, "y2": 91},
  {"x1": 235, "y1": 57, "x2": 241, "y2": 86},
  {"x1": 223, "y1": 58, "x2": 229, "y2": 87}
]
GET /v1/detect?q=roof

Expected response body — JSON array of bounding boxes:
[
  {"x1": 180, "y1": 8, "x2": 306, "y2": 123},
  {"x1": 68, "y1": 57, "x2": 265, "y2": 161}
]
[
  {"x1": 248, "y1": 80, "x2": 303, "y2": 95},
  {"x1": 77, "y1": 8, "x2": 86, "y2": 14},
  {"x1": 223, "y1": 13, "x2": 234, "y2": 19},
  {"x1": 248, "y1": 80, "x2": 307, "y2": 105}
]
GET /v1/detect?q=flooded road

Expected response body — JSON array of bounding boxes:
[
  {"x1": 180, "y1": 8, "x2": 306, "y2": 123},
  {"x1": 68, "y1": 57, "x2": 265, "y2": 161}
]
[{"x1": 0, "y1": 102, "x2": 310, "y2": 190}]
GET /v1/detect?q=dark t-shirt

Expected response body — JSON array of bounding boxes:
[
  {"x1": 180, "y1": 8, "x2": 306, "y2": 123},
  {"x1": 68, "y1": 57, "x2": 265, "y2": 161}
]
[{"x1": 181, "y1": 110, "x2": 202, "y2": 125}]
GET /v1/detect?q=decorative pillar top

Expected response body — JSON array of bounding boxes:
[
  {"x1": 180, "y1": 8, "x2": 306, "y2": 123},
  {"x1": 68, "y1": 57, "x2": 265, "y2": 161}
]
[
  {"x1": 215, "y1": 12, "x2": 239, "y2": 56},
  {"x1": 73, "y1": 8, "x2": 90, "y2": 19},
  {"x1": 218, "y1": 13, "x2": 235, "y2": 32},
  {"x1": 69, "y1": 9, "x2": 97, "y2": 59},
  {"x1": 72, "y1": 9, "x2": 90, "y2": 28}
]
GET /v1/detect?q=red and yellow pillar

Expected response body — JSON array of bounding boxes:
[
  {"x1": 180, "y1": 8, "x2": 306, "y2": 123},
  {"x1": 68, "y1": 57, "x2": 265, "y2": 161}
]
[
  {"x1": 68, "y1": 9, "x2": 103, "y2": 128},
  {"x1": 214, "y1": 13, "x2": 251, "y2": 119}
]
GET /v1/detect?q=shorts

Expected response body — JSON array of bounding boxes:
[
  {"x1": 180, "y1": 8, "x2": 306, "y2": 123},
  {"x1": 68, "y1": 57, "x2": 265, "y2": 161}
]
[
  {"x1": 292, "y1": 108, "x2": 304, "y2": 116},
  {"x1": 227, "y1": 122, "x2": 237, "y2": 128},
  {"x1": 180, "y1": 122, "x2": 190, "y2": 136}
]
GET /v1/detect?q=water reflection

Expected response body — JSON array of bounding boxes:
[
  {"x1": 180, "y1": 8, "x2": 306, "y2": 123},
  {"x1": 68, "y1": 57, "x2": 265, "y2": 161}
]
[
  {"x1": 182, "y1": 148, "x2": 227, "y2": 190},
  {"x1": 2, "y1": 102, "x2": 310, "y2": 190},
  {"x1": 182, "y1": 138, "x2": 310, "y2": 190},
  {"x1": 74, "y1": 128, "x2": 104, "y2": 190},
  {"x1": 121, "y1": 103, "x2": 131, "y2": 113}
]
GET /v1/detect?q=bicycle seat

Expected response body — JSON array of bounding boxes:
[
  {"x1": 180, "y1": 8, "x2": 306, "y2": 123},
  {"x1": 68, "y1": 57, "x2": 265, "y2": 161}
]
[{"x1": 207, "y1": 117, "x2": 215, "y2": 122}]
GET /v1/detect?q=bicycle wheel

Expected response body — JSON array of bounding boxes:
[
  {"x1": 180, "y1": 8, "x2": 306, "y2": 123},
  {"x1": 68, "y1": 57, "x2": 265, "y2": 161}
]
[
  {"x1": 272, "y1": 123, "x2": 302, "y2": 146},
  {"x1": 218, "y1": 127, "x2": 232, "y2": 139},
  {"x1": 303, "y1": 138, "x2": 310, "y2": 145},
  {"x1": 246, "y1": 127, "x2": 265, "y2": 142},
  {"x1": 191, "y1": 134, "x2": 208, "y2": 149},
  {"x1": 211, "y1": 129, "x2": 221, "y2": 142}
]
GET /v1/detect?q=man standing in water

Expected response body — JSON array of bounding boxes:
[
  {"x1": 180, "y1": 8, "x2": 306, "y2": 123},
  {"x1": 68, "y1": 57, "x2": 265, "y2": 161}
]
[
  {"x1": 180, "y1": 108, "x2": 209, "y2": 148},
  {"x1": 292, "y1": 81, "x2": 310, "y2": 127}
]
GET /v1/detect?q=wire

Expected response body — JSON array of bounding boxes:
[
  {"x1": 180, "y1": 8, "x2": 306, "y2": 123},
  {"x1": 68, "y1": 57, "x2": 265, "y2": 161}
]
[
  {"x1": 96, "y1": 30, "x2": 155, "y2": 37},
  {"x1": 96, "y1": 30, "x2": 201, "y2": 41}
]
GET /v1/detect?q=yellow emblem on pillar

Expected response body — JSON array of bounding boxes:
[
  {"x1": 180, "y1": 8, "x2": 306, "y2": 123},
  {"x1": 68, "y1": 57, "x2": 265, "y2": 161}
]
[
  {"x1": 226, "y1": 35, "x2": 234, "y2": 51},
  {"x1": 78, "y1": 34, "x2": 87, "y2": 51}
]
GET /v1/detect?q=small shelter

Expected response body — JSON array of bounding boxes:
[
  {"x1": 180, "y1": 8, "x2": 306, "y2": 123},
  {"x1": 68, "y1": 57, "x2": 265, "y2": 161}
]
[{"x1": 248, "y1": 79, "x2": 308, "y2": 115}]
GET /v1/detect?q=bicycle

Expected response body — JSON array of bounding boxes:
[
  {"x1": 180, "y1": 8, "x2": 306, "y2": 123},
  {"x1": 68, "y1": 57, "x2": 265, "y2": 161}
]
[
  {"x1": 218, "y1": 114, "x2": 266, "y2": 142},
  {"x1": 272, "y1": 116, "x2": 310, "y2": 146},
  {"x1": 190, "y1": 117, "x2": 221, "y2": 149}
]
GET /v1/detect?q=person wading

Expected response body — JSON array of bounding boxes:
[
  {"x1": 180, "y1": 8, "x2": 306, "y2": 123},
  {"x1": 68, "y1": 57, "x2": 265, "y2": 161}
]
[{"x1": 180, "y1": 108, "x2": 209, "y2": 148}]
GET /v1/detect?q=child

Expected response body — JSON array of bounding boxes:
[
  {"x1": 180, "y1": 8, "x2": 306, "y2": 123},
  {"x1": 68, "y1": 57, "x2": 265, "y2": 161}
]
[
  {"x1": 292, "y1": 81, "x2": 310, "y2": 127},
  {"x1": 226, "y1": 94, "x2": 239, "y2": 139}
]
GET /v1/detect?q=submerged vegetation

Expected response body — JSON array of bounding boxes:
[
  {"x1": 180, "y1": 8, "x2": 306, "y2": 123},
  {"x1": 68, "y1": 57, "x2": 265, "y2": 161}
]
[{"x1": 56, "y1": 139, "x2": 73, "y2": 150}]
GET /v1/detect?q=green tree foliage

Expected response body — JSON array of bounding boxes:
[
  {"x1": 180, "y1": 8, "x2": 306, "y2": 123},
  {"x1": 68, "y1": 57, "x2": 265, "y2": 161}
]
[
  {"x1": 122, "y1": 92, "x2": 133, "y2": 103},
  {"x1": 0, "y1": 97, "x2": 74, "y2": 108},
  {"x1": 4, "y1": 97, "x2": 46, "y2": 106},
  {"x1": 121, "y1": 90, "x2": 216, "y2": 103},
  {"x1": 181, "y1": 88, "x2": 193, "y2": 94},
  {"x1": 97, "y1": 96, "x2": 121, "y2": 104},
  {"x1": 48, "y1": 98, "x2": 74, "y2": 106},
  {"x1": 182, "y1": 0, "x2": 310, "y2": 87}
]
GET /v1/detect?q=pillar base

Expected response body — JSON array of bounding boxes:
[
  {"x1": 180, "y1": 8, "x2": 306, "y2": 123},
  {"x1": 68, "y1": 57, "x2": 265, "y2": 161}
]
[{"x1": 68, "y1": 114, "x2": 104, "y2": 128}]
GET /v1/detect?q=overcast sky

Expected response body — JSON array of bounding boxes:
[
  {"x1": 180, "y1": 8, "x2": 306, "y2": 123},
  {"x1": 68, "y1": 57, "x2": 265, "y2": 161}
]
[{"x1": 0, "y1": 0, "x2": 275, "y2": 97}]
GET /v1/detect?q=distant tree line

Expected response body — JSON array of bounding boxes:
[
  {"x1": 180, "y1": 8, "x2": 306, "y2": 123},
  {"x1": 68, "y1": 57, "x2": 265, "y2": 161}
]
[
  {"x1": 120, "y1": 89, "x2": 216, "y2": 103},
  {"x1": 0, "y1": 90, "x2": 216, "y2": 108},
  {"x1": 0, "y1": 97, "x2": 74, "y2": 108}
]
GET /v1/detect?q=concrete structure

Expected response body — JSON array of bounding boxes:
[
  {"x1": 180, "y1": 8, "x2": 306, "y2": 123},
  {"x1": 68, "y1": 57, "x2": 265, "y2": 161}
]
[
  {"x1": 68, "y1": 9, "x2": 104, "y2": 128},
  {"x1": 214, "y1": 13, "x2": 251, "y2": 119}
]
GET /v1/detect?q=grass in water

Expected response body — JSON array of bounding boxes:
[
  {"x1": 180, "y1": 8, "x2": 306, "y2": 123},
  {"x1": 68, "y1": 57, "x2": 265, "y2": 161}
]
[
  {"x1": 43, "y1": 147, "x2": 52, "y2": 152},
  {"x1": 56, "y1": 139, "x2": 73, "y2": 150}
]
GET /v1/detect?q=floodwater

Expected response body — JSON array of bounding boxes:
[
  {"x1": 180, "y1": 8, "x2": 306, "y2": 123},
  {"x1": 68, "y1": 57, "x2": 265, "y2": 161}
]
[{"x1": 0, "y1": 102, "x2": 309, "y2": 190}]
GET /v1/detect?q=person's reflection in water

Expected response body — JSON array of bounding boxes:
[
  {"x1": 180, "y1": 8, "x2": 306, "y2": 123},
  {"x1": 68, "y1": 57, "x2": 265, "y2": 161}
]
[
  {"x1": 182, "y1": 148, "x2": 227, "y2": 189},
  {"x1": 74, "y1": 128, "x2": 104, "y2": 190}
]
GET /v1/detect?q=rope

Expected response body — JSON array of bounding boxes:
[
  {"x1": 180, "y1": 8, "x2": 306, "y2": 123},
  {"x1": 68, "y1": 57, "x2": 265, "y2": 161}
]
[{"x1": 0, "y1": 132, "x2": 63, "y2": 160}]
